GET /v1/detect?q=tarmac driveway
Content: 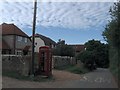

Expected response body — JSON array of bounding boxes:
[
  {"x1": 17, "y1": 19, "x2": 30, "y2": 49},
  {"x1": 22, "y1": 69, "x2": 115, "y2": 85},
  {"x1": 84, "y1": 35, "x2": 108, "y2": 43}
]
[{"x1": 2, "y1": 68, "x2": 118, "y2": 88}]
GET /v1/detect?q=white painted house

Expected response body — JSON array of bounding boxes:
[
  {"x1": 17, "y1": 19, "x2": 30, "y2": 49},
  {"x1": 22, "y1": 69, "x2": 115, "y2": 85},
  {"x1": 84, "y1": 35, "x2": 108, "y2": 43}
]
[
  {"x1": 34, "y1": 37, "x2": 45, "y2": 52},
  {"x1": 34, "y1": 33, "x2": 56, "y2": 52}
]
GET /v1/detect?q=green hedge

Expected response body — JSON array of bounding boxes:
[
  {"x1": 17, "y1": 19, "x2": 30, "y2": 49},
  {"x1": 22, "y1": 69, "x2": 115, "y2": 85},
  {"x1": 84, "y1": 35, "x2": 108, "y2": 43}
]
[{"x1": 109, "y1": 46, "x2": 120, "y2": 85}]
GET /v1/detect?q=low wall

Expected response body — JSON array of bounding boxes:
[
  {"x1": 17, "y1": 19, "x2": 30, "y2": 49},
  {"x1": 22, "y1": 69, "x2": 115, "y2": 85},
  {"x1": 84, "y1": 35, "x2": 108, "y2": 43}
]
[
  {"x1": 2, "y1": 55, "x2": 76, "y2": 75},
  {"x1": 52, "y1": 56, "x2": 76, "y2": 68},
  {"x1": 2, "y1": 55, "x2": 31, "y2": 76}
]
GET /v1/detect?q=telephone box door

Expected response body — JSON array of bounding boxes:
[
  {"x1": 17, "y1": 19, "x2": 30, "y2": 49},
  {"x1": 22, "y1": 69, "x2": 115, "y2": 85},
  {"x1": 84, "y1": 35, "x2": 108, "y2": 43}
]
[{"x1": 39, "y1": 46, "x2": 52, "y2": 76}]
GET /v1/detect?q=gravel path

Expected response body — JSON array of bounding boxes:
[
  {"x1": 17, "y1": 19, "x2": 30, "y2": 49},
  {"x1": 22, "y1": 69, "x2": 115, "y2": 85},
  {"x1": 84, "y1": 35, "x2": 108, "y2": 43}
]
[{"x1": 2, "y1": 68, "x2": 118, "y2": 88}]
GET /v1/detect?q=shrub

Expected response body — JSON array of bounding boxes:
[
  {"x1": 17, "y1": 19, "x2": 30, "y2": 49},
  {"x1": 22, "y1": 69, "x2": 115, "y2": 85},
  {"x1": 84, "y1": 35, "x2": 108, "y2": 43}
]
[{"x1": 78, "y1": 51, "x2": 96, "y2": 71}]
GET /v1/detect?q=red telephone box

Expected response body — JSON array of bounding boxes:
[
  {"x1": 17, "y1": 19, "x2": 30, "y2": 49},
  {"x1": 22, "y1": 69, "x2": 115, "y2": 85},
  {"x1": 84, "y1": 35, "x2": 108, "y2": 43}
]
[{"x1": 39, "y1": 46, "x2": 52, "y2": 76}]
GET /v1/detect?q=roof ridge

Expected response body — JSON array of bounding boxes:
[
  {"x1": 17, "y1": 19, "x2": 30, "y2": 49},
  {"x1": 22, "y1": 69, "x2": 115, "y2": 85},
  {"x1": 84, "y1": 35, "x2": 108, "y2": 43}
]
[
  {"x1": 35, "y1": 33, "x2": 50, "y2": 39},
  {"x1": 68, "y1": 44, "x2": 84, "y2": 45},
  {"x1": 35, "y1": 33, "x2": 56, "y2": 45},
  {"x1": 2, "y1": 23, "x2": 14, "y2": 25}
]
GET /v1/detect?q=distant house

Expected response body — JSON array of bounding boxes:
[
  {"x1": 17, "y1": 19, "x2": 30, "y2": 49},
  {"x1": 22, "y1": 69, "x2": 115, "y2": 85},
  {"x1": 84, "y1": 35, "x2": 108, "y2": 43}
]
[
  {"x1": 0, "y1": 23, "x2": 31, "y2": 55},
  {"x1": 33, "y1": 33, "x2": 56, "y2": 52},
  {"x1": 68, "y1": 44, "x2": 85, "y2": 55}
]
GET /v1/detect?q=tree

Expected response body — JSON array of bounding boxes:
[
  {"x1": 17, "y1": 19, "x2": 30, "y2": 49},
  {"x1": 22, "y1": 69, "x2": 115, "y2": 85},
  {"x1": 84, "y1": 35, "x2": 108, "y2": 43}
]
[
  {"x1": 53, "y1": 40, "x2": 75, "y2": 57},
  {"x1": 102, "y1": 1, "x2": 120, "y2": 82},
  {"x1": 85, "y1": 39, "x2": 109, "y2": 68},
  {"x1": 77, "y1": 39, "x2": 109, "y2": 70},
  {"x1": 103, "y1": 1, "x2": 120, "y2": 48},
  {"x1": 78, "y1": 50, "x2": 96, "y2": 70}
]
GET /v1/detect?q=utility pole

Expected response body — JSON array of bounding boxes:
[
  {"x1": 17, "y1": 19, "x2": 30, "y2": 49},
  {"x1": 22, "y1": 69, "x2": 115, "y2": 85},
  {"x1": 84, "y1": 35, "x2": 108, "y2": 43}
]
[{"x1": 31, "y1": 0, "x2": 37, "y2": 76}]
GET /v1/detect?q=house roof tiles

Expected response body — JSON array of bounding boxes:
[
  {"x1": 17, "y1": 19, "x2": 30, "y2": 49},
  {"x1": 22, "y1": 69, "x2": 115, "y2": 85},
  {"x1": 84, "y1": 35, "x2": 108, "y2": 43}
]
[
  {"x1": 69, "y1": 44, "x2": 85, "y2": 52},
  {"x1": 0, "y1": 23, "x2": 29, "y2": 37},
  {"x1": 34, "y1": 33, "x2": 56, "y2": 46}
]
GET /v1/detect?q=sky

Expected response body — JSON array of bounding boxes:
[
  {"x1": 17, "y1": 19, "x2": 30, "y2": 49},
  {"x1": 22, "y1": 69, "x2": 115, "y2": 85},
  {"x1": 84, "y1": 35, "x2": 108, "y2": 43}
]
[{"x1": 0, "y1": 0, "x2": 115, "y2": 44}]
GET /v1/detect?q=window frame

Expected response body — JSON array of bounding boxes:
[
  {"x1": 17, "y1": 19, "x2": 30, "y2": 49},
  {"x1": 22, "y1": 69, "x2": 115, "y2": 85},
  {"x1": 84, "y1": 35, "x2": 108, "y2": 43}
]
[{"x1": 17, "y1": 36, "x2": 22, "y2": 42}]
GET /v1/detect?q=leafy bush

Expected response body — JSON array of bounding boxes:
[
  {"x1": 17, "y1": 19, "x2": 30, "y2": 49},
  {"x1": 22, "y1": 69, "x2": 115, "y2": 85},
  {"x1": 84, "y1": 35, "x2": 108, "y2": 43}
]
[
  {"x1": 102, "y1": 1, "x2": 120, "y2": 84},
  {"x1": 77, "y1": 51, "x2": 96, "y2": 71},
  {"x1": 53, "y1": 41, "x2": 75, "y2": 57},
  {"x1": 77, "y1": 39, "x2": 109, "y2": 70}
]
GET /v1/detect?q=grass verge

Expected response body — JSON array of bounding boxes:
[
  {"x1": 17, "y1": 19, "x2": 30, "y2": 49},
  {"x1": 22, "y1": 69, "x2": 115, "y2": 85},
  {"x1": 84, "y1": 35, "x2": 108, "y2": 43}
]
[{"x1": 55, "y1": 64, "x2": 90, "y2": 74}]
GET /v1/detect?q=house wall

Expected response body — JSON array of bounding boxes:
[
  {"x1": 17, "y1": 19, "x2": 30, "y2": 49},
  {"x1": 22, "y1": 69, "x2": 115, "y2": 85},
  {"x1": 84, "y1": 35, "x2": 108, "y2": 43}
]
[
  {"x1": 16, "y1": 36, "x2": 31, "y2": 50},
  {"x1": 0, "y1": 34, "x2": 2, "y2": 54},
  {"x1": 3, "y1": 35, "x2": 14, "y2": 53},
  {"x1": 3, "y1": 35, "x2": 31, "y2": 54},
  {"x1": 35, "y1": 37, "x2": 45, "y2": 52},
  {"x1": 0, "y1": 50, "x2": 1, "y2": 54},
  {"x1": 3, "y1": 35, "x2": 14, "y2": 49}
]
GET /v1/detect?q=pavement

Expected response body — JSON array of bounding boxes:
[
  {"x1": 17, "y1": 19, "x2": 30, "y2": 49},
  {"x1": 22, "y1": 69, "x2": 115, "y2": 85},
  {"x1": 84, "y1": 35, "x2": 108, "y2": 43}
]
[{"x1": 2, "y1": 68, "x2": 119, "y2": 88}]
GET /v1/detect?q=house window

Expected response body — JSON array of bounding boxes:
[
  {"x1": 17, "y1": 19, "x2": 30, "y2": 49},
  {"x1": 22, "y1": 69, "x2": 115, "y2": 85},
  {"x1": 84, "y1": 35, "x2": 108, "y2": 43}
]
[
  {"x1": 51, "y1": 44, "x2": 54, "y2": 48},
  {"x1": 16, "y1": 50, "x2": 22, "y2": 55},
  {"x1": 24, "y1": 38, "x2": 28, "y2": 43},
  {"x1": 22, "y1": 37, "x2": 28, "y2": 43},
  {"x1": 54, "y1": 45, "x2": 56, "y2": 48},
  {"x1": 2, "y1": 50, "x2": 6, "y2": 54},
  {"x1": 17, "y1": 36, "x2": 22, "y2": 41},
  {"x1": 2, "y1": 50, "x2": 11, "y2": 54}
]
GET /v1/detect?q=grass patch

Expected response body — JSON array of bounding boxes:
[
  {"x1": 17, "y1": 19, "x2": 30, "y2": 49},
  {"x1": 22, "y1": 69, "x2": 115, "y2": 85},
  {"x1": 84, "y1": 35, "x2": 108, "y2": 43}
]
[
  {"x1": 2, "y1": 71, "x2": 55, "y2": 82},
  {"x1": 55, "y1": 65, "x2": 90, "y2": 74}
]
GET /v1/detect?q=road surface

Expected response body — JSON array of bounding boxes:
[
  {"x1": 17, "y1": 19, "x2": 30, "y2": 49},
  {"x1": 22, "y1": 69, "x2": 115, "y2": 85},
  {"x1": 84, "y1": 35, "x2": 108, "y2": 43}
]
[{"x1": 2, "y1": 68, "x2": 118, "y2": 88}]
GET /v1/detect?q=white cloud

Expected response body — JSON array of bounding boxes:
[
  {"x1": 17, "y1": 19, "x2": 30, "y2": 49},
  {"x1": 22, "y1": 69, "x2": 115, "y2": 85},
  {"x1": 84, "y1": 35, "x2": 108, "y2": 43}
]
[
  {"x1": 0, "y1": 0, "x2": 118, "y2": 2},
  {"x1": 0, "y1": 1, "x2": 114, "y2": 30}
]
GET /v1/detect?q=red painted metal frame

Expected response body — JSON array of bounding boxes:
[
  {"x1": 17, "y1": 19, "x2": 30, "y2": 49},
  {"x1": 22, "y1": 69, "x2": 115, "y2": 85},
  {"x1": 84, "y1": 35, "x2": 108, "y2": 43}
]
[{"x1": 39, "y1": 46, "x2": 52, "y2": 76}]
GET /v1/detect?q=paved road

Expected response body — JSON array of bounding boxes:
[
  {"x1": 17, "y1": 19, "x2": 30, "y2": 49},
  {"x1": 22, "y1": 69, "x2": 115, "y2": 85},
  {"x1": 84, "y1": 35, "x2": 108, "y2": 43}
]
[
  {"x1": 59, "y1": 68, "x2": 118, "y2": 88},
  {"x1": 2, "y1": 68, "x2": 118, "y2": 88}
]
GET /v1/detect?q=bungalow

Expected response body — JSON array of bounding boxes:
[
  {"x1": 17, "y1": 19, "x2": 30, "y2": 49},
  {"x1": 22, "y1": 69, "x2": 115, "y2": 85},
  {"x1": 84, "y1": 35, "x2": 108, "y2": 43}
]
[
  {"x1": 33, "y1": 33, "x2": 56, "y2": 52},
  {"x1": 0, "y1": 23, "x2": 31, "y2": 55}
]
